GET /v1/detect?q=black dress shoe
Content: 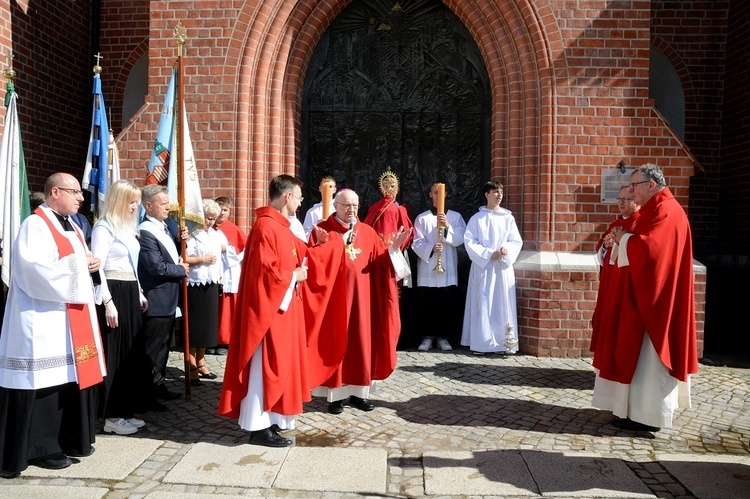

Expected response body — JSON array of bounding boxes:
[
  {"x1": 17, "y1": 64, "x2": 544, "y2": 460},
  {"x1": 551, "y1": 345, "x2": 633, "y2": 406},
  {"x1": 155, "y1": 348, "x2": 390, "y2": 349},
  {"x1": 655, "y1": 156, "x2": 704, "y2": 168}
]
[
  {"x1": 328, "y1": 400, "x2": 345, "y2": 414},
  {"x1": 64, "y1": 446, "x2": 95, "y2": 458},
  {"x1": 0, "y1": 470, "x2": 20, "y2": 479},
  {"x1": 612, "y1": 417, "x2": 660, "y2": 432},
  {"x1": 148, "y1": 400, "x2": 168, "y2": 412},
  {"x1": 153, "y1": 384, "x2": 182, "y2": 400},
  {"x1": 349, "y1": 395, "x2": 374, "y2": 411},
  {"x1": 248, "y1": 428, "x2": 293, "y2": 447},
  {"x1": 31, "y1": 453, "x2": 72, "y2": 470}
]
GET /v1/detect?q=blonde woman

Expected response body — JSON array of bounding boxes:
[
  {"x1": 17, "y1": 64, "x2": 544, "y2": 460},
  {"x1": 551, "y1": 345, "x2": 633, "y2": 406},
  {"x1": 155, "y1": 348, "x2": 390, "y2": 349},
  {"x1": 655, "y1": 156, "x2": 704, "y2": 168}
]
[{"x1": 91, "y1": 180, "x2": 149, "y2": 435}]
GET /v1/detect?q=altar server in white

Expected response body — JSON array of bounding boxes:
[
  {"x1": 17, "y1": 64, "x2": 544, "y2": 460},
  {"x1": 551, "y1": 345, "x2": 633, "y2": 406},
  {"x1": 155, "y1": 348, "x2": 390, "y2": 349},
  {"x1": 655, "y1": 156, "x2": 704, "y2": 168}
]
[
  {"x1": 412, "y1": 181, "x2": 466, "y2": 351},
  {"x1": 302, "y1": 175, "x2": 336, "y2": 240},
  {"x1": 0, "y1": 173, "x2": 105, "y2": 476},
  {"x1": 461, "y1": 181, "x2": 523, "y2": 355}
]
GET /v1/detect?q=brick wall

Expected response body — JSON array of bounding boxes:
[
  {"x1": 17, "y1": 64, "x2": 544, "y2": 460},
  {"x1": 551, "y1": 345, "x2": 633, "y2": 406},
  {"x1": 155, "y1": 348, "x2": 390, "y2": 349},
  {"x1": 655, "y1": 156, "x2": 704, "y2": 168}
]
[
  {"x1": 80, "y1": 0, "x2": 720, "y2": 358},
  {"x1": 0, "y1": 1, "x2": 93, "y2": 191},
  {"x1": 0, "y1": 0, "x2": 727, "y2": 358},
  {"x1": 720, "y1": 1, "x2": 750, "y2": 257},
  {"x1": 651, "y1": 1, "x2": 729, "y2": 261}
]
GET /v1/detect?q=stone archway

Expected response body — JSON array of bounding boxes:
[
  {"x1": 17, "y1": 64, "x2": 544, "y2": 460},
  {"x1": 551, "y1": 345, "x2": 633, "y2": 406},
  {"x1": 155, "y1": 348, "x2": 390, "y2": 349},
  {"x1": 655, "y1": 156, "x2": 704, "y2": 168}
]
[{"x1": 299, "y1": 0, "x2": 491, "y2": 225}]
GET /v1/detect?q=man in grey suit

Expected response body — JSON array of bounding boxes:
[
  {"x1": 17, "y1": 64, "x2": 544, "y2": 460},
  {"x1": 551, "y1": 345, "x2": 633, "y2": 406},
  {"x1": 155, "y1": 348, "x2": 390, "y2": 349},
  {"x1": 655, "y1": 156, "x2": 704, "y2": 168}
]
[{"x1": 138, "y1": 185, "x2": 189, "y2": 407}]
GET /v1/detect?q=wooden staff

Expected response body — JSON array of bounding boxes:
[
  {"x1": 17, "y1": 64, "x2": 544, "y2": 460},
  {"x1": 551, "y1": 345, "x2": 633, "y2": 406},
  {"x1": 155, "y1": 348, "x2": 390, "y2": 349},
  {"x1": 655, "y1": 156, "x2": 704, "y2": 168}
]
[{"x1": 433, "y1": 183, "x2": 445, "y2": 273}]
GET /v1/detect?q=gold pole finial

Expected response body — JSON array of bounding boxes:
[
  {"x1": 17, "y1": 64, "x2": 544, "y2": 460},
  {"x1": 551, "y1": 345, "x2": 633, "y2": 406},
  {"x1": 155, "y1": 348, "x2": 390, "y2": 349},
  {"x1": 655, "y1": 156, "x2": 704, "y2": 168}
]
[
  {"x1": 3, "y1": 49, "x2": 16, "y2": 82},
  {"x1": 174, "y1": 21, "x2": 187, "y2": 56},
  {"x1": 93, "y1": 52, "x2": 103, "y2": 75}
]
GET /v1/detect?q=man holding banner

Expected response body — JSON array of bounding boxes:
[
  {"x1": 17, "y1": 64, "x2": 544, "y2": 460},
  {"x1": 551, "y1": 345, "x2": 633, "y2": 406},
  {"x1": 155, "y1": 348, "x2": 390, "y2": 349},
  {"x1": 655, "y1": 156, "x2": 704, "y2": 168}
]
[{"x1": 0, "y1": 173, "x2": 105, "y2": 477}]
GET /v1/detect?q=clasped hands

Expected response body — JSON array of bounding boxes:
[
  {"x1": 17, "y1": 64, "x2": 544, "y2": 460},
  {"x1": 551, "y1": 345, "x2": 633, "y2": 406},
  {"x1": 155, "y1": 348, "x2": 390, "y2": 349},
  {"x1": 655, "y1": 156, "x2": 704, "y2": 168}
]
[
  {"x1": 491, "y1": 247, "x2": 508, "y2": 261},
  {"x1": 610, "y1": 226, "x2": 628, "y2": 245}
]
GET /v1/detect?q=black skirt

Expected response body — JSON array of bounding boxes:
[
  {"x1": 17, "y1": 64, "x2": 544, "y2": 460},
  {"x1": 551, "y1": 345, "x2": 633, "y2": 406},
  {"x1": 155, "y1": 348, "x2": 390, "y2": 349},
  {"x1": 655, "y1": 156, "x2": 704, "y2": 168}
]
[
  {"x1": 97, "y1": 279, "x2": 148, "y2": 419},
  {"x1": 186, "y1": 282, "x2": 219, "y2": 348},
  {"x1": 0, "y1": 383, "x2": 97, "y2": 473}
]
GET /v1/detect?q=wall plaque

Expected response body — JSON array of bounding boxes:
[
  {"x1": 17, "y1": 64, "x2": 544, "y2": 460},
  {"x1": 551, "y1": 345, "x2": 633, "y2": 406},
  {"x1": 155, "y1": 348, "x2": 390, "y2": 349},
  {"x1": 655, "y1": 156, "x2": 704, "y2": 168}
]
[{"x1": 601, "y1": 169, "x2": 634, "y2": 203}]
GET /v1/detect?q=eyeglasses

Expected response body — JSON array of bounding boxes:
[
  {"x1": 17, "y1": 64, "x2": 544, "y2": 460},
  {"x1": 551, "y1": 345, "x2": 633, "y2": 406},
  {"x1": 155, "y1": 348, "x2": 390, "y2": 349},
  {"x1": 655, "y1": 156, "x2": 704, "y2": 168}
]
[
  {"x1": 628, "y1": 180, "x2": 650, "y2": 190},
  {"x1": 56, "y1": 187, "x2": 84, "y2": 197},
  {"x1": 289, "y1": 193, "x2": 304, "y2": 203},
  {"x1": 335, "y1": 202, "x2": 359, "y2": 209},
  {"x1": 618, "y1": 197, "x2": 634, "y2": 203}
]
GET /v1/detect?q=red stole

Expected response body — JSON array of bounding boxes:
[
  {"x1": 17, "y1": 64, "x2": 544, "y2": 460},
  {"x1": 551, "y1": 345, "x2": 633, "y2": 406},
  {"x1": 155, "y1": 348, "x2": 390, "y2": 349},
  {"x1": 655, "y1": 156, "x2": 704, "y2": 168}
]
[{"x1": 35, "y1": 207, "x2": 103, "y2": 389}]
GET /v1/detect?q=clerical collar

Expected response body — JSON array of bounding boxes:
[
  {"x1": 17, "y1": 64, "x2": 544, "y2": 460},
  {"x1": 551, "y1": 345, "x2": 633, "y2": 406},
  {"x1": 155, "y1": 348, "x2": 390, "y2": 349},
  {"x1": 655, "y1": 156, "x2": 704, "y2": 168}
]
[
  {"x1": 51, "y1": 210, "x2": 74, "y2": 232},
  {"x1": 334, "y1": 215, "x2": 356, "y2": 228},
  {"x1": 429, "y1": 206, "x2": 438, "y2": 215}
]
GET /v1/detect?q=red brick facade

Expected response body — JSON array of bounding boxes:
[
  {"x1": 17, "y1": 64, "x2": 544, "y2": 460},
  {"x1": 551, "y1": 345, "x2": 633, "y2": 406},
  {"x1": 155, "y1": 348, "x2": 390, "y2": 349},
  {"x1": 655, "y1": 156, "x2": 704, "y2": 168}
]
[{"x1": 2, "y1": 0, "x2": 741, "y2": 358}]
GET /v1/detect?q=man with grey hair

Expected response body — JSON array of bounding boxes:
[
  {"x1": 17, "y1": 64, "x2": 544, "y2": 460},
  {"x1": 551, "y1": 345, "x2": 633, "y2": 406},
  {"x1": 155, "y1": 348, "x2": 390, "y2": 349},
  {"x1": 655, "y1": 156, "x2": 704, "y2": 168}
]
[
  {"x1": 138, "y1": 184, "x2": 189, "y2": 409},
  {"x1": 591, "y1": 163, "x2": 698, "y2": 432}
]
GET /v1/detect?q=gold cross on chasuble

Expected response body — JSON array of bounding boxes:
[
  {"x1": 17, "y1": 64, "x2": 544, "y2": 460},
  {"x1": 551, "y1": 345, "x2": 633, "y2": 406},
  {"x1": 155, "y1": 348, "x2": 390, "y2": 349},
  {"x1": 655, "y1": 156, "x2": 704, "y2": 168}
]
[{"x1": 345, "y1": 244, "x2": 361, "y2": 261}]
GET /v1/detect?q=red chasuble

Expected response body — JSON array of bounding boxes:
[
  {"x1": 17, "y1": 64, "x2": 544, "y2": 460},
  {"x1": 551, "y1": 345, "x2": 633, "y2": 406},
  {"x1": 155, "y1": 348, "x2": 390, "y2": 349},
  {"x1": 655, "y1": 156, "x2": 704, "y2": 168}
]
[
  {"x1": 590, "y1": 212, "x2": 640, "y2": 354},
  {"x1": 363, "y1": 195, "x2": 413, "y2": 250},
  {"x1": 217, "y1": 207, "x2": 344, "y2": 418},
  {"x1": 592, "y1": 188, "x2": 698, "y2": 383},
  {"x1": 315, "y1": 215, "x2": 402, "y2": 387},
  {"x1": 216, "y1": 219, "x2": 247, "y2": 345}
]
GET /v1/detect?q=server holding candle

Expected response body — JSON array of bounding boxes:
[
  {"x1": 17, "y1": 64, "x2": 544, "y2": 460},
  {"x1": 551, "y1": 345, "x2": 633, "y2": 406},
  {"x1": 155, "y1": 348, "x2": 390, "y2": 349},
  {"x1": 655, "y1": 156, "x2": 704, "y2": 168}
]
[
  {"x1": 412, "y1": 182, "x2": 466, "y2": 352},
  {"x1": 303, "y1": 175, "x2": 337, "y2": 241}
]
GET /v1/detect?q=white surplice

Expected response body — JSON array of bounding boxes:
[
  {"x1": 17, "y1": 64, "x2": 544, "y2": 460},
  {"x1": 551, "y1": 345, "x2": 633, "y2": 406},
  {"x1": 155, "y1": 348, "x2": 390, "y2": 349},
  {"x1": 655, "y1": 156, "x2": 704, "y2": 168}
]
[
  {"x1": 412, "y1": 209, "x2": 466, "y2": 288},
  {"x1": 592, "y1": 334, "x2": 691, "y2": 429},
  {"x1": 0, "y1": 205, "x2": 105, "y2": 389},
  {"x1": 302, "y1": 202, "x2": 335, "y2": 240},
  {"x1": 461, "y1": 206, "x2": 523, "y2": 353}
]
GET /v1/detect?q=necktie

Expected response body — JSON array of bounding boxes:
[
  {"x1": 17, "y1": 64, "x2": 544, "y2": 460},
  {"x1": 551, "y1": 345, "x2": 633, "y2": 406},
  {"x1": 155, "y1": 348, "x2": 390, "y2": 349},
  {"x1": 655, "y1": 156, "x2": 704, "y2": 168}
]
[{"x1": 164, "y1": 223, "x2": 170, "y2": 236}]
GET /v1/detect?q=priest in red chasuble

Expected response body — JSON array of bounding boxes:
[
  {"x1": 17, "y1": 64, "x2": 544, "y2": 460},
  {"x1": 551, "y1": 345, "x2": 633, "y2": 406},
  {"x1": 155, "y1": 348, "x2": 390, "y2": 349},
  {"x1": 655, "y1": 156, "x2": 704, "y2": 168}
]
[
  {"x1": 312, "y1": 188, "x2": 412, "y2": 415},
  {"x1": 591, "y1": 164, "x2": 698, "y2": 433},
  {"x1": 590, "y1": 184, "x2": 641, "y2": 355},
  {"x1": 218, "y1": 175, "x2": 346, "y2": 447}
]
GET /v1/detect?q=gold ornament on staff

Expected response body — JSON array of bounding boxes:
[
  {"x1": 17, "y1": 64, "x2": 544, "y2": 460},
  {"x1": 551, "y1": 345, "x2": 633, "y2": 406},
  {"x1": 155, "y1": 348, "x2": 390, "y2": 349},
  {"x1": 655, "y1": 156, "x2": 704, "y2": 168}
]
[{"x1": 433, "y1": 183, "x2": 446, "y2": 273}]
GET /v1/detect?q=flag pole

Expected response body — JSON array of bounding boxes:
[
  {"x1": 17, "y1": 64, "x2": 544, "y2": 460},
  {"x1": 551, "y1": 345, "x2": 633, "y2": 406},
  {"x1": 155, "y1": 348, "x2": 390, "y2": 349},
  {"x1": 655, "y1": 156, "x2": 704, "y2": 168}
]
[
  {"x1": 174, "y1": 22, "x2": 192, "y2": 400},
  {"x1": 91, "y1": 54, "x2": 103, "y2": 221}
]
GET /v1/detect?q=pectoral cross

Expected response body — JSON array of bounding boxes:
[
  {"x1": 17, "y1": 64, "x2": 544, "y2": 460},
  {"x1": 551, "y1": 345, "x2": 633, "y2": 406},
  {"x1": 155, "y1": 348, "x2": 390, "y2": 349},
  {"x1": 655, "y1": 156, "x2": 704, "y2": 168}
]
[{"x1": 345, "y1": 244, "x2": 361, "y2": 261}]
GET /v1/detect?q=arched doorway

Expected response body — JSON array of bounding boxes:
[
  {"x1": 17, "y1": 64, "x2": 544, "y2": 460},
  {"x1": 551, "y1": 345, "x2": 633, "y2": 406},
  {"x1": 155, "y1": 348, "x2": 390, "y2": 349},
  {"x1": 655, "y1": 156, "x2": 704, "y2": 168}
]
[{"x1": 300, "y1": 0, "x2": 492, "y2": 347}]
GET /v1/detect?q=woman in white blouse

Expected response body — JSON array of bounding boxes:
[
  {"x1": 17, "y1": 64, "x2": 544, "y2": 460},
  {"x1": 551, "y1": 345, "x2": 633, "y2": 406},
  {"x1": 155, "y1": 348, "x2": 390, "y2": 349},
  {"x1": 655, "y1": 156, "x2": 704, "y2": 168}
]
[
  {"x1": 184, "y1": 199, "x2": 225, "y2": 384},
  {"x1": 91, "y1": 180, "x2": 149, "y2": 435}
]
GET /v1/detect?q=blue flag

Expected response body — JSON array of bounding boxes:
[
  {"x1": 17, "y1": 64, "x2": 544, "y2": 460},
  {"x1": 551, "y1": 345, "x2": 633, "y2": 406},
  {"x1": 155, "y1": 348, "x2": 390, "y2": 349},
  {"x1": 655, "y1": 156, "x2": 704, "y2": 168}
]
[{"x1": 82, "y1": 72, "x2": 112, "y2": 215}]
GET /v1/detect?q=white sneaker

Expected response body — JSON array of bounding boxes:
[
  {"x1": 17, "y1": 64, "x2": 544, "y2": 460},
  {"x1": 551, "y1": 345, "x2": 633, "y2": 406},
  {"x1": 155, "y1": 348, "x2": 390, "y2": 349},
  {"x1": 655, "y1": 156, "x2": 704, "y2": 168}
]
[
  {"x1": 436, "y1": 338, "x2": 453, "y2": 351},
  {"x1": 126, "y1": 418, "x2": 146, "y2": 428},
  {"x1": 418, "y1": 338, "x2": 433, "y2": 351},
  {"x1": 104, "y1": 418, "x2": 138, "y2": 435}
]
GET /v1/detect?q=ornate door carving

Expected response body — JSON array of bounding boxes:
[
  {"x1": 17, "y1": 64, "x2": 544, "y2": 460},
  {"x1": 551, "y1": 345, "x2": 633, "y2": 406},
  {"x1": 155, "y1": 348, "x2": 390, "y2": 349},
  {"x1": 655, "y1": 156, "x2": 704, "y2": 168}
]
[{"x1": 301, "y1": 0, "x2": 491, "y2": 222}]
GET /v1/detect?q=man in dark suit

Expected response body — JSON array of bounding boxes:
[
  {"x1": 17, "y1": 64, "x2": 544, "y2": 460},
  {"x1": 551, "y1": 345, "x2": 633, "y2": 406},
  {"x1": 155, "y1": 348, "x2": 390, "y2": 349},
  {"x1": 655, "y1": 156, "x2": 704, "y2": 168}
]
[{"x1": 138, "y1": 184, "x2": 189, "y2": 406}]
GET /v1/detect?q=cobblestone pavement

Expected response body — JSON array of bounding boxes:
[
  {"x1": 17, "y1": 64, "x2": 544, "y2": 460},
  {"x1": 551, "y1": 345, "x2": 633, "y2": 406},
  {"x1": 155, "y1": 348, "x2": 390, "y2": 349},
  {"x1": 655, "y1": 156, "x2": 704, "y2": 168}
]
[{"x1": 3, "y1": 349, "x2": 749, "y2": 498}]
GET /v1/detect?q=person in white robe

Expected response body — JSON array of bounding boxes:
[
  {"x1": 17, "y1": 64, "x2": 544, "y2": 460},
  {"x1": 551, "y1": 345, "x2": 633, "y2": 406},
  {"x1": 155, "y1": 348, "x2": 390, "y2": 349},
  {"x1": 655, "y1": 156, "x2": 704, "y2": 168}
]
[
  {"x1": 0, "y1": 173, "x2": 105, "y2": 476},
  {"x1": 461, "y1": 181, "x2": 523, "y2": 355},
  {"x1": 302, "y1": 175, "x2": 336, "y2": 240},
  {"x1": 289, "y1": 215, "x2": 307, "y2": 242},
  {"x1": 412, "y1": 182, "x2": 466, "y2": 351}
]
